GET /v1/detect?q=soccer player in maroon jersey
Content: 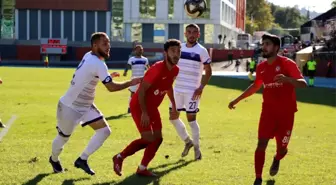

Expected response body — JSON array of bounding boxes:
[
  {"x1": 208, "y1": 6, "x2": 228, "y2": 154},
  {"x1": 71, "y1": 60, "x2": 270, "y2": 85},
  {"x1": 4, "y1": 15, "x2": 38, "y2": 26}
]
[
  {"x1": 228, "y1": 34, "x2": 307, "y2": 185},
  {"x1": 112, "y1": 39, "x2": 181, "y2": 177}
]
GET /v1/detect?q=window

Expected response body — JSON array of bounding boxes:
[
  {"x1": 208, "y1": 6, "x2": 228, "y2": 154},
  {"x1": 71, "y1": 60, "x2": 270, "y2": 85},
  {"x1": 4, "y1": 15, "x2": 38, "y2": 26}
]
[
  {"x1": 1, "y1": 0, "x2": 15, "y2": 39},
  {"x1": 168, "y1": 0, "x2": 174, "y2": 19},
  {"x1": 111, "y1": 0, "x2": 124, "y2": 41},
  {"x1": 154, "y1": 24, "x2": 165, "y2": 43},
  {"x1": 131, "y1": 23, "x2": 142, "y2": 42},
  {"x1": 204, "y1": 24, "x2": 214, "y2": 43},
  {"x1": 139, "y1": 0, "x2": 156, "y2": 19}
]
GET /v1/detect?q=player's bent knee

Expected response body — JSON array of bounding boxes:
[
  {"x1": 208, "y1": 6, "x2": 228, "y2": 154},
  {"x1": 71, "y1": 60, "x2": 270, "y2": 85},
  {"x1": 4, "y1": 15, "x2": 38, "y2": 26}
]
[
  {"x1": 140, "y1": 131, "x2": 156, "y2": 142},
  {"x1": 100, "y1": 126, "x2": 112, "y2": 136},
  {"x1": 56, "y1": 126, "x2": 71, "y2": 138}
]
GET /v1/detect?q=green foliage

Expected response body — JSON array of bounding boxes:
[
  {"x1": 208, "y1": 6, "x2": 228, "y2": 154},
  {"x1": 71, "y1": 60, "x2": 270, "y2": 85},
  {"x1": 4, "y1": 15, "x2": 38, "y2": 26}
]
[
  {"x1": 246, "y1": 0, "x2": 274, "y2": 31},
  {"x1": 332, "y1": 0, "x2": 336, "y2": 8}
]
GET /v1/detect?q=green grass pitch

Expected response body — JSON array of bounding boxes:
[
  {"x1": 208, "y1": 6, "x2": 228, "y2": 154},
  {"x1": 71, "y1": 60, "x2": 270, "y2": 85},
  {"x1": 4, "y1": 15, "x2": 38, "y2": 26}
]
[{"x1": 0, "y1": 67, "x2": 335, "y2": 185}]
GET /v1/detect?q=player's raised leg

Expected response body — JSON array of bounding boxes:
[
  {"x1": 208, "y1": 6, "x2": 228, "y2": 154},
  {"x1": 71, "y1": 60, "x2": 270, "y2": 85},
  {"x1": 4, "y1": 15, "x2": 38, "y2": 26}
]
[
  {"x1": 50, "y1": 101, "x2": 81, "y2": 173},
  {"x1": 270, "y1": 112, "x2": 295, "y2": 176},
  {"x1": 75, "y1": 107, "x2": 111, "y2": 175}
]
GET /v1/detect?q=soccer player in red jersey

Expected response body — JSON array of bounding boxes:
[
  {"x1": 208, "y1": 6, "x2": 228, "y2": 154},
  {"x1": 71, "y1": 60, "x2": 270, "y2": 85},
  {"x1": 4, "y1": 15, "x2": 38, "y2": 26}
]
[
  {"x1": 228, "y1": 34, "x2": 307, "y2": 185},
  {"x1": 112, "y1": 39, "x2": 181, "y2": 177}
]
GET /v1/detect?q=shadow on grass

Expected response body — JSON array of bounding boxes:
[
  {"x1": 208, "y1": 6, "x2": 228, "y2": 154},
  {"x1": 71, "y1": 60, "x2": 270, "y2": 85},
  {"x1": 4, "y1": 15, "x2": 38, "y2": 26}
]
[
  {"x1": 22, "y1": 173, "x2": 91, "y2": 185},
  {"x1": 208, "y1": 76, "x2": 336, "y2": 107},
  {"x1": 106, "y1": 113, "x2": 130, "y2": 121},
  {"x1": 61, "y1": 177, "x2": 91, "y2": 185},
  {"x1": 93, "y1": 159, "x2": 194, "y2": 185},
  {"x1": 22, "y1": 173, "x2": 52, "y2": 185},
  {"x1": 266, "y1": 179, "x2": 276, "y2": 185}
]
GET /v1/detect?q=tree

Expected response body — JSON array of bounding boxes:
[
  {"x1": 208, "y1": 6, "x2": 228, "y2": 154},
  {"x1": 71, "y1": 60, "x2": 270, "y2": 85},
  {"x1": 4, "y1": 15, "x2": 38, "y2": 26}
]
[
  {"x1": 270, "y1": 3, "x2": 308, "y2": 29},
  {"x1": 332, "y1": 0, "x2": 336, "y2": 8},
  {"x1": 246, "y1": 0, "x2": 274, "y2": 31}
]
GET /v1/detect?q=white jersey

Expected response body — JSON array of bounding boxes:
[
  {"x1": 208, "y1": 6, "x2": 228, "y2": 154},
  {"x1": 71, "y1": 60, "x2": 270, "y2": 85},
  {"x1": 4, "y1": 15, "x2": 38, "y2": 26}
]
[
  {"x1": 60, "y1": 52, "x2": 111, "y2": 114},
  {"x1": 174, "y1": 43, "x2": 211, "y2": 93},
  {"x1": 127, "y1": 56, "x2": 149, "y2": 78}
]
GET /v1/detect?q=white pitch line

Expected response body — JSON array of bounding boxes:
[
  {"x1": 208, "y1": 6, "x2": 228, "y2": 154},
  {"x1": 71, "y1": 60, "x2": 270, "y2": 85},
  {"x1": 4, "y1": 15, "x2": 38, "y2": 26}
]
[{"x1": 0, "y1": 115, "x2": 18, "y2": 142}]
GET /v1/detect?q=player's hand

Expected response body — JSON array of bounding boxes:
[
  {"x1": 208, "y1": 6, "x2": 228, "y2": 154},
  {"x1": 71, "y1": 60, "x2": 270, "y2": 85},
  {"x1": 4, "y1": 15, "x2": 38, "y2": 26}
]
[
  {"x1": 169, "y1": 108, "x2": 179, "y2": 120},
  {"x1": 228, "y1": 99, "x2": 239, "y2": 110},
  {"x1": 192, "y1": 87, "x2": 203, "y2": 100},
  {"x1": 111, "y1": 72, "x2": 120, "y2": 78},
  {"x1": 0, "y1": 79, "x2": 2, "y2": 84},
  {"x1": 130, "y1": 77, "x2": 142, "y2": 86},
  {"x1": 141, "y1": 112, "x2": 150, "y2": 128},
  {"x1": 274, "y1": 74, "x2": 289, "y2": 83}
]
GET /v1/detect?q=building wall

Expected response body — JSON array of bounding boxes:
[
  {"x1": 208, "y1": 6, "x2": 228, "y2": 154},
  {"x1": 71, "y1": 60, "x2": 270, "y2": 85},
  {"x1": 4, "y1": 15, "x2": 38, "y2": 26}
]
[
  {"x1": 15, "y1": 0, "x2": 109, "y2": 11},
  {"x1": 16, "y1": 9, "x2": 110, "y2": 41}
]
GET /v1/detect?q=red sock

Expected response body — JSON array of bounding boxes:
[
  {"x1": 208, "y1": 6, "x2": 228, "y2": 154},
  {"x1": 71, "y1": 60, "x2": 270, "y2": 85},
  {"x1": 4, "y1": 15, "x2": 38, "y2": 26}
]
[
  {"x1": 255, "y1": 150, "x2": 266, "y2": 178},
  {"x1": 140, "y1": 138, "x2": 163, "y2": 167},
  {"x1": 120, "y1": 138, "x2": 149, "y2": 159}
]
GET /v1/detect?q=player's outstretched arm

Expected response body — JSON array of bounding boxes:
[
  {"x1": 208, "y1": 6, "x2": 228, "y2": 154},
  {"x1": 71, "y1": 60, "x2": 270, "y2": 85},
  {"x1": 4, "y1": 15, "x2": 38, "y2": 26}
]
[
  {"x1": 228, "y1": 82, "x2": 262, "y2": 109},
  {"x1": 104, "y1": 77, "x2": 142, "y2": 92}
]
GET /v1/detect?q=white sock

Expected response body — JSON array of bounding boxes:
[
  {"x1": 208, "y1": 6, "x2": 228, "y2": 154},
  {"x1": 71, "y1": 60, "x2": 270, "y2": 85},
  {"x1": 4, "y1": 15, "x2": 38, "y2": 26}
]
[
  {"x1": 51, "y1": 135, "x2": 69, "y2": 162},
  {"x1": 189, "y1": 120, "x2": 200, "y2": 148},
  {"x1": 139, "y1": 164, "x2": 146, "y2": 170},
  {"x1": 170, "y1": 119, "x2": 189, "y2": 141},
  {"x1": 80, "y1": 126, "x2": 111, "y2": 160}
]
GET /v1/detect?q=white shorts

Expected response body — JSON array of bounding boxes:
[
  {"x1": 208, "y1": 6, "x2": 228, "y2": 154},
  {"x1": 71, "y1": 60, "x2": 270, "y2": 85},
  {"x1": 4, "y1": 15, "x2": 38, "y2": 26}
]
[
  {"x1": 56, "y1": 101, "x2": 103, "y2": 137},
  {"x1": 129, "y1": 84, "x2": 139, "y2": 93},
  {"x1": 169, "y1": 91, "x2": 200, "y2": 113}
]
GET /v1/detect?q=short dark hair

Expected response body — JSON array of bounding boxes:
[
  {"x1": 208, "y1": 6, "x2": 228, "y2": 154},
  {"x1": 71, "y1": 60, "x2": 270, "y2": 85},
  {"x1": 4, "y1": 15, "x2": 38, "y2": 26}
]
[
  {"x1": 262, "y1": 34, "x2": 281, "y2": 47},
  {"x1": 91, "y1": 32, "x2": 108, "y2": 46},
  {"x1": 185, "y1": 24, "x2": 200, "y2": 31},
  {"x1": 164, "y1": 39, "x2": 181, "y2": 52}
]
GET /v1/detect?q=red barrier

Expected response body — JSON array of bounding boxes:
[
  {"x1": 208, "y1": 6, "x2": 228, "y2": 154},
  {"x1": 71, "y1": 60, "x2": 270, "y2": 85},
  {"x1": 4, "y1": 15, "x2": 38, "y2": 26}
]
[
  {"x1": 211, "y1": 49, "x2": 254, "y2": 62},
  {"x1": 16, "y1": 45, "x2": 41, "y2": 60},
  {"x1": 75, "y1": 47, "x2": 90, "y2": 61}
]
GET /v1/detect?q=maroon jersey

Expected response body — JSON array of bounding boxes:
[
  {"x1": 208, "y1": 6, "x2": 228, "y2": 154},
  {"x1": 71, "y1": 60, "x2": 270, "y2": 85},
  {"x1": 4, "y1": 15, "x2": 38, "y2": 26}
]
[
  {"x1": 131, "y1": 61, "x2": 179, "y2": 110},
  {"x1": 255, "y1": 56, "x2": 303, "y2": 112}
]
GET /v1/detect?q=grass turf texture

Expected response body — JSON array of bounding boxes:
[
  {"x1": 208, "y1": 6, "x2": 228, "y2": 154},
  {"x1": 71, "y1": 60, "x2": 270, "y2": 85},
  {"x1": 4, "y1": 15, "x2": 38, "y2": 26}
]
[{"x1": 0, "y1": 67, "x2": 335, "y2": 185}]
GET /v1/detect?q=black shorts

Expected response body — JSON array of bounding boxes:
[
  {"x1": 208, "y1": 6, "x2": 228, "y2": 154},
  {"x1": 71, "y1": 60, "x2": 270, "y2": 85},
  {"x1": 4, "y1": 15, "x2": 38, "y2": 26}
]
[
  {"x1": 250, "y1": 68, "x2": 255, "y2": 73},
  {"x1": 308, "y1": 70, "x2": 315, "y2": 78}
]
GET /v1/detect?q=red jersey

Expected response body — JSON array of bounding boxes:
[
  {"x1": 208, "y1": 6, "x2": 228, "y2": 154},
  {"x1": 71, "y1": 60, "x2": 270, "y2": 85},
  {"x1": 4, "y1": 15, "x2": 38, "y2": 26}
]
[
  {"x1": 131, "y1": 61, "x2": 179, "y2": 110},
  {"x1": 254, "y1": 56, "x2": 303, "y2": 112}
]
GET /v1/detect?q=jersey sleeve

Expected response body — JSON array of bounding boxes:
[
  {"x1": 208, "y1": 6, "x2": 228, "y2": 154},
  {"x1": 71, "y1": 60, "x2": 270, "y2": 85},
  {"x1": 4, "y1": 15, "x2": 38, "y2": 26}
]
[
  {"x1": 143, "y1": 64, "x2": 160, "y2": 84},
  {"x1": 254, "y1": 64, "x2": 263, "y2": 86},
  {"x1": 201, "y1": 48, "x2": 211, "y2": 65},
  {"x1": 287, "y1": 61, "x2": 304, "y2": 79},
  {"x1": 96, "y1": 61, "x2": 112, "y2": 84},
  {"x1": 145, "y1": 58, "x2": 149, "y2": 66},
  {"x1": 127, "y1": 57, "x2": 132, "y2": 65}
]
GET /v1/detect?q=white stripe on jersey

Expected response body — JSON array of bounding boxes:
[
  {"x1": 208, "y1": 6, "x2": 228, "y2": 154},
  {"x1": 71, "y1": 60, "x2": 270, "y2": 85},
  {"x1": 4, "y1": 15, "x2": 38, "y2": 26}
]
[
  {"x1": 128, "y1": 56, "x2": 149, "y2": 78},
  {"x1": 174, "y1": 43, "x2": 211, "y2": 93},
  {"x1": 60, "y1": 52, "x2": 110, "y2": 114}
]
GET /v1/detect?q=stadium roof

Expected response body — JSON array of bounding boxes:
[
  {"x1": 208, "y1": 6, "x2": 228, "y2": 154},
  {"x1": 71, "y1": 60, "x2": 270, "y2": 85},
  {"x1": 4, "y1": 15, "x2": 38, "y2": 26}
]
[{"x1": 301, "y1": 7, "x2": 336, "y2": 28}]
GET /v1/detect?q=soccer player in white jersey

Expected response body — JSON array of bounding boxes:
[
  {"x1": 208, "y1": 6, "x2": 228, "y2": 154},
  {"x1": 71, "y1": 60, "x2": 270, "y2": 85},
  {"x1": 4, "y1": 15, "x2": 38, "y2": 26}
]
[
  {"x1": 49, "y1": 32, "x2": 142, "y2": 175},
  {"x1": 123, "y1": 45, "x2": 149, "y2": 113},
  {"x1": 169, "y1": 24, "x2": 212, "y2": 160}
]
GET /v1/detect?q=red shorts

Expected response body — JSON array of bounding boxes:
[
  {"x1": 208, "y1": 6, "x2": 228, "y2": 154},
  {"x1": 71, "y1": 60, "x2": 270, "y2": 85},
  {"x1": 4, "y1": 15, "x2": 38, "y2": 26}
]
[
  {"x1": 130, "y1": 104, "x2": 162, "y2": 133},
  {"x1": 258, "y1": 109, "x2": 295, "y2": 145}
]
